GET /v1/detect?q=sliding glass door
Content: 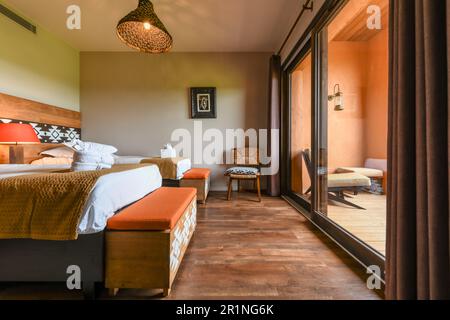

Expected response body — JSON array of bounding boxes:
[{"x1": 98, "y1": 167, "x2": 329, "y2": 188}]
[
  {"x1": 284, "y1": 0, "x2": 388, "y2": 276},
  {"x1": 289, "y1": 49, "x2": 313, "y2": 210}
]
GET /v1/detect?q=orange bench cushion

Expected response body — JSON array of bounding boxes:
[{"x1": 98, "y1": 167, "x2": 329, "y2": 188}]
[
  {"x1": 107, "y1": 187, "x2": 196, "y2": 231},
  {"x1": 183, "y1": 168, "x2": 211, "y2": 180}
]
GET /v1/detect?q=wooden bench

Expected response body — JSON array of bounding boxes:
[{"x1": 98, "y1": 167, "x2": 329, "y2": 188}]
[
  {"x1": 105, "y1": 187, "x2": 197, "y2": 297},
  {"x1": 180, "y1": 168, "x2": 211, "y2": 204}
]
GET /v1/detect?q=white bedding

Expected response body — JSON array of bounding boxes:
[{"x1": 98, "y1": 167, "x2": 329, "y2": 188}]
[
  {"x1": 0, "y1": 164, "x2": 162, "y2": 235},
  {"x1": 0, "y1": 164, "x2": 71, "y2": 179},
  {"x1": 113, "y1": 155, "x2": 191, "y2": 179},
  {"x1": 113, "y1": 155, "x2": 147, "y2": 164},
  {"x1": 176, "y1": 158, "x2": 192, "y2": 179}
]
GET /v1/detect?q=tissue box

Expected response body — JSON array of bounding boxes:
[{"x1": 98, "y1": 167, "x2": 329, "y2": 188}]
[{"x1": 161, "y1": 148, "x2": 176, "y2": 158}]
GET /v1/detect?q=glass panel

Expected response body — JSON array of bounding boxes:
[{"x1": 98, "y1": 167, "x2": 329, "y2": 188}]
[
  {"x1": 317, "y1": 0, "x2": 389, "y2": 256},
  {"x1": 290, "y1": 52, "x2": 312, "y2": 202}
]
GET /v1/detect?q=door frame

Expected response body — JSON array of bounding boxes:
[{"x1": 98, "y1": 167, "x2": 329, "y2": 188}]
[
  {"x1": 281, "y1": 0, "x2": 386, "y2": 282},
  {"x1": 281, "y1": 41, "x2": 313, "y2": 215}
]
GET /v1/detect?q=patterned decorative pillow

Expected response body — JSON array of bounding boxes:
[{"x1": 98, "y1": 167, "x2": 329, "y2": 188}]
[
  {"x1": 40, "y1": 146, "x2": 74, "y2": 159},
  {"x1": 225, "y1": 167, "x2": 259, "y2": 175}
]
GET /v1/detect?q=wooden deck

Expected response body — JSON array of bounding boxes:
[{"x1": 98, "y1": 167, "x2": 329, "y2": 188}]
[
  {"x1": 0, "y1": 192, "x2": 382, "y2": 300},
  {"x1": 328, "y1": 192, "x2": 386, "y2": 255}
]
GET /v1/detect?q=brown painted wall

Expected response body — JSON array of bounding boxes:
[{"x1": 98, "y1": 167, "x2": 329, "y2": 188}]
[{"x1": 80, "y1": 52, "x2": 271, "y2": 191}]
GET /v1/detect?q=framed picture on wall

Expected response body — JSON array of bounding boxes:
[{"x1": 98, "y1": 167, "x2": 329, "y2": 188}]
[{"x1": 190, "y1": 87, "x2": 217, "y2": 119}]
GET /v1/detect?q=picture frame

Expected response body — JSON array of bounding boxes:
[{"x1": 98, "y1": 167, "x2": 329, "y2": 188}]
[{"x1": 190, "y1": 87, "x2": 217, "y2": 119}]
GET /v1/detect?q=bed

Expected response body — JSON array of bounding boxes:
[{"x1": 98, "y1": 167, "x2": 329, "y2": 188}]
[
  {"x1": 114, "y1": 155, "x2": 191, "y2": 184},
  {"x1": 0, "y1": 163, "x2": 162, "y2": 298},
  {"x1": 0, "y1": 94, "x2": 187, "y2": 298}
]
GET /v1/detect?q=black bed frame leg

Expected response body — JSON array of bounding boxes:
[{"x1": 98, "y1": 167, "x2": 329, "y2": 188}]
[{"x1": 83, "y1": 281, "x2": 96, "y2": 300}]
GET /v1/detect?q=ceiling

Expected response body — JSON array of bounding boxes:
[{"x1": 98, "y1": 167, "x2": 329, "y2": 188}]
[
  {"x1": 330, "y1": 0, "x2": 388, "y2": 42},
  {"x1": 4, "y1": 0, "x2": 302, "y2": 52}
]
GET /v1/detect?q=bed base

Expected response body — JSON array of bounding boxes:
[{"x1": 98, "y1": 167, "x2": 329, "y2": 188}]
[
  {"x1": 0, "y1": 232, "x2": 104, "y2": 299},
  {"x1": 162, "y1": 179, "x2": 180, "y2": 187}
]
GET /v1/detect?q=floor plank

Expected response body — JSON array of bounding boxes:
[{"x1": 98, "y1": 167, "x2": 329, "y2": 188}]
[
  {"x1": 0, "y1": 192, "x2": 382, "y2": 300},
  {"x1": 327, "y1": 192, "x2": 386, "y2": 255}
]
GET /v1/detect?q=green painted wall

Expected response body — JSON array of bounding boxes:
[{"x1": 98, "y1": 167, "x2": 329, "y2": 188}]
[{"x1": 0, "y1": 3, "x2": 79, "y2": 111}]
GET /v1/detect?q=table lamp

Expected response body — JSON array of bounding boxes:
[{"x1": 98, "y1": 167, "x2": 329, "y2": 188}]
[{"x1": 0, "y1": 123, "x2": 40, "y2": 164}]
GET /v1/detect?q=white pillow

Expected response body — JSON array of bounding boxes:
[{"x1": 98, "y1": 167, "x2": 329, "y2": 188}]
[
  {"x1": 73, "y1": 151, "x2": 115, "y2": 165},
  {"x1": 65, "y1": 139, "x2": 118, "y2": 154},
  {"x1": 40, "y1": 146, "x2": 74, "y2": 159}
]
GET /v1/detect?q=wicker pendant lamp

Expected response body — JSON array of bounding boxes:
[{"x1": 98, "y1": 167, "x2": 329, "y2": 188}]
[{"x1": 117, "y1": 0, "x2": 172, "y2": 53}]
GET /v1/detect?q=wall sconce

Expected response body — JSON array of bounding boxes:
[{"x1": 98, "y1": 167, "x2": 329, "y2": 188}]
[{"x1": 328, "y1": 84, "x2": 344, "y2": 111}]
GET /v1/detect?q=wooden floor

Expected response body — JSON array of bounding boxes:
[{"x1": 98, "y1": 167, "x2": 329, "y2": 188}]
[
  {"x1": 328, "y1": 192, "x2": 386, "y2": 255},
  {"x1": 0, "y1": 192, "x2": 382, "y2": 300}
]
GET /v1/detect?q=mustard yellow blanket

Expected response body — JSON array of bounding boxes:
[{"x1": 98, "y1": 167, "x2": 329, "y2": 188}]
[
  {"x1": 140, "y1": 157, "x2": 185, "y2": 179},
  {"x1": 0, "y1": 164, "x2": 150, "y2": 241}
]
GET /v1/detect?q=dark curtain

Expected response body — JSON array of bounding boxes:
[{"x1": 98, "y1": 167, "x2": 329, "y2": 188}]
[
  {"x1": 267, "y1": 55, "x2": 281, "y2": 196},
  {"x1": 387, "y1": 0, "x2": 450, "y2": 300}
]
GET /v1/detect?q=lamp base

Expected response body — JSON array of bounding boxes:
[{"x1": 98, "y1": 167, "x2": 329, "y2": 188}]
[{"x1": 9, "y1": 145, "x2": 25, "y2": 164}]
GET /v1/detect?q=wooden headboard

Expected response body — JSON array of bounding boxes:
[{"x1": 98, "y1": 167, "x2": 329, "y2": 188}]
[
  {"x1": 0, "y1": 92, "x2": 80, "y2": 164},
  {"x1": 0, "y1": 93, "x2": 81, "y2": 128}
]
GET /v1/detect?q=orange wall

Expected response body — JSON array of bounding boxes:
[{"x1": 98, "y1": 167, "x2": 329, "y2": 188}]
[
  {"x1": 291, "y1": 54, "x2": 312, "y2": 194},
  {"x1": 327, "y1": 29, "x2": 389, "y2": 170},
  {"x1": 328, "y1": 41, "x2": 368, "y2": 171},
  {"x1": 289, "y1": 31, "x2": 388, "y2": 192},
  {"x1": 364, "y1": 28, "x2": 388, "y2": 160}
]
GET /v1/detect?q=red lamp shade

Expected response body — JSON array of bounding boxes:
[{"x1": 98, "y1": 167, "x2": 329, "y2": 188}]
[{"x1": 0, "y1": 123, "x2": 40, "y2": 145}]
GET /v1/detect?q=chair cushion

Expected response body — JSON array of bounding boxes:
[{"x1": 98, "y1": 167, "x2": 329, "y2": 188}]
[
  {"x1": 107, "y1": 187, "x2": 196, "y2": 231},
  {"x1": 328, "y1": 173, "x2": 371, "y2": 188},
  {"x1": 335, "y1": 167, "x2": 384, "y2": 178},
  {"x1": 183, "y1": 168, "x2": 211, "y2": 179},
  {"x1": 225, "y1": 167, "x2": 259, "y2": 176}
]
